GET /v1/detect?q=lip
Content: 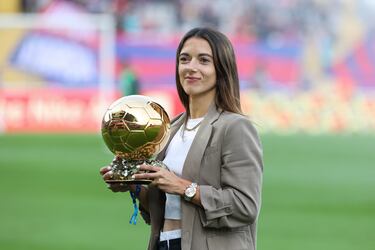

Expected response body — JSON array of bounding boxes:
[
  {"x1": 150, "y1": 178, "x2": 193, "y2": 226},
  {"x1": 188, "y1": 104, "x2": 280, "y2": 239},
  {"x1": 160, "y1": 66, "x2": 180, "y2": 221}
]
[{"x1": 185, "y1": 76, "x2": 201, "y2": 83}]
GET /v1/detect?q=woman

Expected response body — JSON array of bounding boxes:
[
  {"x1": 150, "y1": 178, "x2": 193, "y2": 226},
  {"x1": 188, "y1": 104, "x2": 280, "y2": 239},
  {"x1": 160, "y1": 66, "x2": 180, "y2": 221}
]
[{"x1": 100, "y1": 27, "x2": 263, "y2": 250}]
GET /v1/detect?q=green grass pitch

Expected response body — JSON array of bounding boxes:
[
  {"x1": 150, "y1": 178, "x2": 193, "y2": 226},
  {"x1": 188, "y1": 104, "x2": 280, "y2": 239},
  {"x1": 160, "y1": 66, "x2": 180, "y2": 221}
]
[{"x1": 0, "y1": 133, "x2": 374, "y2": 250}]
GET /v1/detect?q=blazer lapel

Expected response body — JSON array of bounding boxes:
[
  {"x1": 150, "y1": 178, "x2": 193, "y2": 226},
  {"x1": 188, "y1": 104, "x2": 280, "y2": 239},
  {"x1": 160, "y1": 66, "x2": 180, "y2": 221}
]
[
  {"x1": 182, "y1": 104, "x2": 222, "y2": 180},
  {"x1": 180, "y1": 104, "x2": 222, "y2": 250}
]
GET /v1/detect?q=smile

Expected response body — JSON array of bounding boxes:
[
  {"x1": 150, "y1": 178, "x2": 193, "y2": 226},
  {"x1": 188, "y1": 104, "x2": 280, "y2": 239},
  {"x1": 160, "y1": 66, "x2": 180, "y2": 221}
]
[{"x1": 185, "y1": 76, "x2": 201, "y2": 82}]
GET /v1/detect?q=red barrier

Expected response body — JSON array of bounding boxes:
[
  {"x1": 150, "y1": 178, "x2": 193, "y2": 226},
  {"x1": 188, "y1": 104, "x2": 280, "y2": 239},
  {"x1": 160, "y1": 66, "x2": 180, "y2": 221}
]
[{"x1": 0, "y1": 88, "x2": 183, "y2": 133}]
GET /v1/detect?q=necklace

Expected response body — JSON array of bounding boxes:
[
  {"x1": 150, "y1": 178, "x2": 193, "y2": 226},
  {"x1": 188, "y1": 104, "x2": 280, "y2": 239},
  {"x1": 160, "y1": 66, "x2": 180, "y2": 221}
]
[{"x1": 184, "y1": 121, "x2": 202, "y2": 131}]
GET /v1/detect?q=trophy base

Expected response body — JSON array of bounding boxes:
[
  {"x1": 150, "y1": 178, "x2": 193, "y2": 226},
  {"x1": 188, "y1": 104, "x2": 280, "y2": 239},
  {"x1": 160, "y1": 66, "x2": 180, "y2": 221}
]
[
  {"x1": 107, "y1": 158, "x2": 168, "y2": 185},
  {"x1": 106, "y1": 179, "x2": 152, "y2": 185}
]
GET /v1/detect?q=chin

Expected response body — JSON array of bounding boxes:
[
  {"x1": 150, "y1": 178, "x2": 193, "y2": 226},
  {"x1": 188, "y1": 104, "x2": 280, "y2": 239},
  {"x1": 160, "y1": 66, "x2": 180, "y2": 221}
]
[{"x1": 182, "y1": 86, "x2": 195, "y2": 95}]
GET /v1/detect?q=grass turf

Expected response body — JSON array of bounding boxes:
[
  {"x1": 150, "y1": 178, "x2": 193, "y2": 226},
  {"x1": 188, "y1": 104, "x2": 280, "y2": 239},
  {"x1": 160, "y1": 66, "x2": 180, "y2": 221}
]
[{"x1": 0, "y1": 133, "x2": 374, "y2": 250}]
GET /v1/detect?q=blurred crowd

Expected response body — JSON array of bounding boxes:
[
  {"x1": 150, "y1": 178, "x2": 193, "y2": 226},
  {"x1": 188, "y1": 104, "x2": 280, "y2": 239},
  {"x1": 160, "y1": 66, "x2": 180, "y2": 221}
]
[
  {"x1": 19, "y1": 0, "x2": 343, "y2": 42},
  {"x1": 2, "y1": 0, "x2": 371, "y2": 92}
]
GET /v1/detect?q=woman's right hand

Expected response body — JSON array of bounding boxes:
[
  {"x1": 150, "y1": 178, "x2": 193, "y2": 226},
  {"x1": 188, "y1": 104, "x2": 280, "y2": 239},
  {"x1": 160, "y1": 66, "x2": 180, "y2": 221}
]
[{"x1": 99, "y1": 165, "x2": 130, "y2": 192}]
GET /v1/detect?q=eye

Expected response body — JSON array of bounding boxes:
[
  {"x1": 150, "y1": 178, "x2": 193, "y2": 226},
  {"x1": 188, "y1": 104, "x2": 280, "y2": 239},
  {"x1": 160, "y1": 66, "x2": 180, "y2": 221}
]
[
  {"x1": 179, "y1": 55, "x2": 189, "y2": 64},
  {"x1": 199, "y1": 56, "x2": 211, "y2": 64}
]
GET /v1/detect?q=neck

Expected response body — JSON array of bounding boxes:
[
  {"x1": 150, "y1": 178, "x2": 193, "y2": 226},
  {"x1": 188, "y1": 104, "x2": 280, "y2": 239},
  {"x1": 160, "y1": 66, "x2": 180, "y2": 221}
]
[{"x1": 188, "y1": 92, "x2": 215, "y2": 119}]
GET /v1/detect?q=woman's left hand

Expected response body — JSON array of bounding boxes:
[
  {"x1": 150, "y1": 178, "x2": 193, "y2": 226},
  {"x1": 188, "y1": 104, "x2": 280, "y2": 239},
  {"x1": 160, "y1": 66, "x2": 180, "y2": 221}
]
[{"x1": 133, "y1": 165, "x2": 188, "y2": 195}]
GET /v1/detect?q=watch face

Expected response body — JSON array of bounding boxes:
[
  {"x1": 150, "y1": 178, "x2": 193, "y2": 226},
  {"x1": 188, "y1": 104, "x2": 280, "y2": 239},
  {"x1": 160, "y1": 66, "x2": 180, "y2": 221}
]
[{"x1": 185, "y1": 187, "x2": 196, "y2": 197}]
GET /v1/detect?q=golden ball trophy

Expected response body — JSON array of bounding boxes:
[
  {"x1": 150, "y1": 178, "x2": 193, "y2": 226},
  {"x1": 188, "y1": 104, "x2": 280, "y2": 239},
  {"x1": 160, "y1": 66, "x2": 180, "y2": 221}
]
[
  {"x1": 101, "y1": 95, "x2": 171, "y2": 184},
  {"x1": 101, "y1": 95, "x2": 171, "y2": 224}
]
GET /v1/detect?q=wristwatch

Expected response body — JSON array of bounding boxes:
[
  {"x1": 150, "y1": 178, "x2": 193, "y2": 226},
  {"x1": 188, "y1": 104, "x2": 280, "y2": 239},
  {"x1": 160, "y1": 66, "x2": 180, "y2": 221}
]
[{"x1": 184, "y1": 182, "x2": 198, "y2": 201}]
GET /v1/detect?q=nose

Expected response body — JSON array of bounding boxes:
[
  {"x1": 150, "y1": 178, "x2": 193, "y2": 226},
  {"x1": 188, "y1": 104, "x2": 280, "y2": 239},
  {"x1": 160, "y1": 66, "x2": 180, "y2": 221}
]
[
  {"x1": 188, "y1": 67, "x2": 198, "y2": 73},
  {"x1": 186, "y1": 58, "x2": 199, "y2": 72}
]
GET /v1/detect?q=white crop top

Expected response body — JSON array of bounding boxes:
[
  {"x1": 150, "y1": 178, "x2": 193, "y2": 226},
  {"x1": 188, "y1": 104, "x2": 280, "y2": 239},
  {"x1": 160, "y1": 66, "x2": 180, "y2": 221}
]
[{"x1": 162, "y1": 117, "x2": 203, "y2": 220}]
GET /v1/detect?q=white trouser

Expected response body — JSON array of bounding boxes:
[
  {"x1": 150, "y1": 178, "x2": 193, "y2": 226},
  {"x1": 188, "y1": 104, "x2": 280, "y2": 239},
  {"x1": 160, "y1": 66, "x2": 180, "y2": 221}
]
[{"x1": 159, "y1": 229, "x2": 182, "y2": 248}]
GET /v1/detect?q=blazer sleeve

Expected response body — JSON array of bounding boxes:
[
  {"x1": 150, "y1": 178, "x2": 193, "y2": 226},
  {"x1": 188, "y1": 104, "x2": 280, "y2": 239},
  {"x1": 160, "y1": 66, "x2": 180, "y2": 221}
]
[{"x1": 198, "y1": 116, "x2": 263, "y2": 228}]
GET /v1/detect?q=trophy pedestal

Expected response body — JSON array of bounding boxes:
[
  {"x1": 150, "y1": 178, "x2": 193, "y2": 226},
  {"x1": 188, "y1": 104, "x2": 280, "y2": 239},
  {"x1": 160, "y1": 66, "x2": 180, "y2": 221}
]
[{"x1": 105, "y1": 157, "x2": 167, "y2": 185}]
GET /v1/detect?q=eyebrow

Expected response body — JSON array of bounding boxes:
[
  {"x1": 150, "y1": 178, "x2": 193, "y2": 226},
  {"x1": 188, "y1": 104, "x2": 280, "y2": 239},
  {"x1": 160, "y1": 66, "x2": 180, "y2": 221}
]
[{"x1": 179, "y1": 52, "x2": 213, "y2": 58}]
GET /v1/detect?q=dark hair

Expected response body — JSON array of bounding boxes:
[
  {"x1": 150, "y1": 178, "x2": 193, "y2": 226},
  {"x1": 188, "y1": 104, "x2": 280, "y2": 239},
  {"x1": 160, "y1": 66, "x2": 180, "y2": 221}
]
[{"x1": 175, "y1": 27, "x2": 242, "y2": 116}]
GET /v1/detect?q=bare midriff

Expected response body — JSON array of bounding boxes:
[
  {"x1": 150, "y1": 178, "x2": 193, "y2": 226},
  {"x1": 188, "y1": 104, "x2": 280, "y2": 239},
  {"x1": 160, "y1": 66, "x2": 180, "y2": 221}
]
[{"x1": 163, "y1": 219, "x2": 181, "y2": 231}]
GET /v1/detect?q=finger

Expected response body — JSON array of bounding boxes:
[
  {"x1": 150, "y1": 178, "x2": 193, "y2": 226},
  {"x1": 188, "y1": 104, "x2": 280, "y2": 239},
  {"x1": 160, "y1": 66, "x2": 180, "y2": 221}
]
[
  {"x1": 116, "y1": 182, "x2": 130, "y2": 191},
  {"x1": 100, "y1": 166, "x2": 112, "y2": 175},
  {"x1": 149, "y1": 178, "x2": 159, "y2": 187},
  {"x1": 103, "y1": 171, "x2": 114, "y2": 181},
  {"x1": 133, "y1": 171, "x2": 160, "y2": 180},
  {"x1": 107, "y1": 184, "x2": 121, "y2": 192},
  {"x1": 138, "y1": 164, "x2": 161, "y2": 172}
]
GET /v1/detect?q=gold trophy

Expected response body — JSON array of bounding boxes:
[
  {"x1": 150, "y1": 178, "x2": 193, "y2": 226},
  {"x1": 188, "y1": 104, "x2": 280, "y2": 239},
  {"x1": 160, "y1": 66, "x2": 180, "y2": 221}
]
[{"x1": 101, "y1": 95, "x2": 171, "y2": 184}]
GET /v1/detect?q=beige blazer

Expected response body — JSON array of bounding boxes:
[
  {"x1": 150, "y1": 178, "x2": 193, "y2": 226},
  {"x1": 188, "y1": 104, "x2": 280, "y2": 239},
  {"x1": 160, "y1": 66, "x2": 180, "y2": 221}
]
[{"x1": 141, "y1": 104, "x2": 263, "y2": 250}]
